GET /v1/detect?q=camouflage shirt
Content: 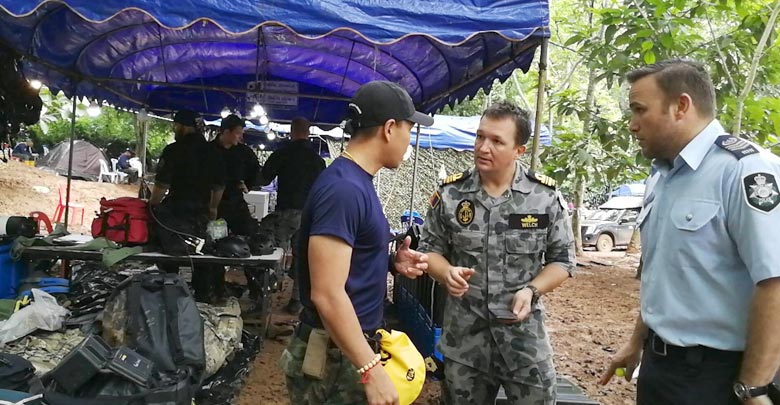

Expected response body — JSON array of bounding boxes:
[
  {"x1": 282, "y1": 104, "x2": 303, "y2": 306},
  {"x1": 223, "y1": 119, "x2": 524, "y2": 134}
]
[{"x1": 419, "y1": 161, "x2": 575, "y2": 373}]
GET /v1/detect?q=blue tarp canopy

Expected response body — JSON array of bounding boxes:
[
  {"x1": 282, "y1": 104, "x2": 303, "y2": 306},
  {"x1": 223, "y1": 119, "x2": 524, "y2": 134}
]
[
  {"x1": 609, "y1": 183, "x2": 645, "y2": 197},
  {"x1": 0, "y1": 0, "x2": 549, "y2": 125},
  {"x1": 206, "y1": 114, "x2": 552, "y2": 151},
  {"x1": 413, "y1": 115, "x2": 552, "y2": 151}
]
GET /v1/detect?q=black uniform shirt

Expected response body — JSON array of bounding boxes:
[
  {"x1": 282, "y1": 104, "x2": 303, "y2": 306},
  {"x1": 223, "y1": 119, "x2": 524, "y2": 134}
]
[
  {"x1": 155, "y1": 133, "x2": 225, "y2": 208},
  {"x1": 261, "y1": 139, "x2": 326, "y2": 210}
]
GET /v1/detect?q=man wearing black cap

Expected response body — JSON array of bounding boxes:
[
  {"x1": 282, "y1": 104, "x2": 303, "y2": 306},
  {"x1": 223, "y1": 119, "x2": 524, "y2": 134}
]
[
  {"x1": 150, "y1": 109, "x2": 225, "y2": 302},
  {"x1": 279, "y1": 81, "x2": 432, "y2": 404},
  {"x1": 257, "y1": 116, "x2": 325, "y2": 314}
]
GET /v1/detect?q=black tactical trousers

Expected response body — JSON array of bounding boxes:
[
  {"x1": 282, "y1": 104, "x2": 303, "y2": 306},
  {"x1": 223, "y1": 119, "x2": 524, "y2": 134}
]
[{"x1": 637, "y1": 331, "x2": 742, "y2": 405}]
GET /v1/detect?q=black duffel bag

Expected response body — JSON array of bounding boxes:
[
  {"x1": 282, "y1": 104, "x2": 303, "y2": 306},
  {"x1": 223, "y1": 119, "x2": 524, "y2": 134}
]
[{"x1": 0, "y1": 353, "x2": 36, "y2": 392}]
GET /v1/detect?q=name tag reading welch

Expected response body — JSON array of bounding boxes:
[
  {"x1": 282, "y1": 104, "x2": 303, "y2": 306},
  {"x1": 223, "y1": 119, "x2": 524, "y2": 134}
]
[{"x1": 508, "y1": 214, "x2": 549, "y2": 229}]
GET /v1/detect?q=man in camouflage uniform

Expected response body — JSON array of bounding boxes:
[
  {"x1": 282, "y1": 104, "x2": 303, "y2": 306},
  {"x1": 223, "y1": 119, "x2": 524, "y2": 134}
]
[{"x1": 420, "y1": 101, "x2": 575, "y2": 404}]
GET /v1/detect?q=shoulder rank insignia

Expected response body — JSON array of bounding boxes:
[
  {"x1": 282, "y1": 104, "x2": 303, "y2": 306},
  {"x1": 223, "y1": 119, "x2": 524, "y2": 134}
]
[
  {"x1": 715, "y1": 135, "x2": 759, "y2": 159},
  {"x1": 527, "y1": 170, "x2": 557, "y2": 188},
  {"x1": 442, "y1": 171, "x2": 467, "y2": 185},
  {"x1": 743, "y1": 172, "x2": 780, "y2": 213},
  {"x1": 429, "y1": 190, "x2": 441, "y2": 209}
]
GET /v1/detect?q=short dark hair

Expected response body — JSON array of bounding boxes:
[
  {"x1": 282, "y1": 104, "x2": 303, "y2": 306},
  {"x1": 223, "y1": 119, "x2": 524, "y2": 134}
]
[
  {"x1": 626, "y1": 59, "x2": 716, "y2": 118},
  {"x1": 348, "y1": 119, "x2": 412, "y2": 139},
  {"x1": 291, "y1": 117, "x2": 310, "y2": 137},
  {"x1": 481, "y1": 101, "x2": 532, "y2": 146},
  {"x1": 220, "y1": 114, "x2": 245, "y2": 132}
]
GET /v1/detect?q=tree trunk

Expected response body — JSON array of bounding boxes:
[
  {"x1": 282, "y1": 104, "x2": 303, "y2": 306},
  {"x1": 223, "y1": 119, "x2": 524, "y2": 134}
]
[
  {"x1": 572, "y1": 65, "x2": 598, "y2": 256},
  {"x1": 626, "y1": 228, "x2": 641, "y2": 254},
  {"x1": 635, "y1": 258, "x2": 643, "y2": 280},
  {"x1": 732, "y1": 1, "x2": 780, "y2": 137},
  {"x1": 572, "y1": 178, "x2": 586, "y2": 255}
]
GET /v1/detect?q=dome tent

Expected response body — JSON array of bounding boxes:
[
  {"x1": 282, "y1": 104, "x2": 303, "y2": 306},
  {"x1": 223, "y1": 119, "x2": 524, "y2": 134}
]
[{"x1": 38, "y1": 139, "x2": 109, "y2": 181}]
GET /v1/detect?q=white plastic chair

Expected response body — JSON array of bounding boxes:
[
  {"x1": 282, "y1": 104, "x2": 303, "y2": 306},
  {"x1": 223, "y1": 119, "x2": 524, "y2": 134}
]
[
  {"x1": 128, "y1": 157, "x2": 143, "y2": 177},
  {"x1": 110, "y1": 158, "x2": 129, "y2": 183},
  {"x1": 98, "y1": 159, "x2": 119, "y2": 183}
]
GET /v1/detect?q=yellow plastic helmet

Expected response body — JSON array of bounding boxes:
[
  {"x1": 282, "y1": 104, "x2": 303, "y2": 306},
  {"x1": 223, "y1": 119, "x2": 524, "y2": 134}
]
[{"x1": 377, "y1": 329, "x2": 426, "y2": 405}]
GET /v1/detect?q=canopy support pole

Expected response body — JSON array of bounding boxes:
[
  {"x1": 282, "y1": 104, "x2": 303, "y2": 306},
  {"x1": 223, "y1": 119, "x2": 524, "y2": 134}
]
[
  {"x1": 408, "y1": 124, "x2": 422, "y2": 229},
  {"x1": 138, "y1": 109, "x2": 148, "y2": 181},
  {"x1": 64, "y1": 96, "x2": 77, "y2": 231},
  {"x1": 530, "y1": 37, "x2": 549, "y2": 171}
]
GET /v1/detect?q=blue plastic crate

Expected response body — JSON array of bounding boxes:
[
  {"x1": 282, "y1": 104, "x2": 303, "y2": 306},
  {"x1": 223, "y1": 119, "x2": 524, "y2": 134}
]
[
  {"x1": 0, "y1": 242, "x2": 27, "y2": 299},
  {"x1": 395, "y1": 284, "x2": 438, "y2": 358}
]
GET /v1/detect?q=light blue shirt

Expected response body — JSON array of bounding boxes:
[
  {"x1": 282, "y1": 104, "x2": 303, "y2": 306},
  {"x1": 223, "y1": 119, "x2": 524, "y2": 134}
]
[{"x1": 639, "y1": 119, "x2": 780, "y2": 351}]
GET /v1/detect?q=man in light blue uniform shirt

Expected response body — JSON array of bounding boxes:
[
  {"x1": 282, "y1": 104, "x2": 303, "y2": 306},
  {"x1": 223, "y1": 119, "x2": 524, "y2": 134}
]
[{"x1": 601, "y1": 59, "x2": 780, "y2": 405}]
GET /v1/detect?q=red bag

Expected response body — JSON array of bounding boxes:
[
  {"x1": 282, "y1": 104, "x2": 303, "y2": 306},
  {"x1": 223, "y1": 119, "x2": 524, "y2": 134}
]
[{"x1": 91, "y1": 197, "x2": 150, "y2": 244}]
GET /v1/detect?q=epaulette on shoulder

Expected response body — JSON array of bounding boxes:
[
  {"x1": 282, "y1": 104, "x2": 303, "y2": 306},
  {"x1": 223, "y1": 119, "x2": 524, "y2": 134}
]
[
  {"x1": 526, "y1": 170, "x2": 557, "y2": 189},
  {"x1": 441, "y1": 171, "x2": 468, "y2": 186},
  {"x1": 715, "y1": 135, "x2": 759, "y2": 159}
]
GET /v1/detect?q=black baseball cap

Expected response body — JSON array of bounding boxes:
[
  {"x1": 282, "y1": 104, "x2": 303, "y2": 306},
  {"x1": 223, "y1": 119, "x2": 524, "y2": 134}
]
[
  {"x1": 220, "y1": 114, "x2": 245, "y2": 130},
  {"x1": 173, "y1": 109, "x2": 200, "y2": 127},
  {"x1": 347, "y1": 81, "x2": 434, "y2": 132}
]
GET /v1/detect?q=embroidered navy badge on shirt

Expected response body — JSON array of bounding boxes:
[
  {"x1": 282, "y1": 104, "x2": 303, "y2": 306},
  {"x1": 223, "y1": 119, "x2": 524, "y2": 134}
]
[
  {"x1": 509, "y1": 214, "x2": 550, "y2": 229},
  {"x1": 743, "y1": 172, "x2": 780, "y2": 213},
  {"x1": 456, "y1": 200, "x2": 474, "y2": 226}
]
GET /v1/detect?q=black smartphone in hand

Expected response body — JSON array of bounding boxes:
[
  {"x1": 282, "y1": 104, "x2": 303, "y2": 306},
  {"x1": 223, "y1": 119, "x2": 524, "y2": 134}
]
[{"x1": 490, "y1": 308, "x2": 517, "y2": 321}]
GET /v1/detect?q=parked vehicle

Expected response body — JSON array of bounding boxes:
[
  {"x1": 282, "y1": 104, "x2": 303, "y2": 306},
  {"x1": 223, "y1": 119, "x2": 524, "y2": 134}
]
[{"x1": 581, "y1": 196, "x2": 643, "y2": 252}]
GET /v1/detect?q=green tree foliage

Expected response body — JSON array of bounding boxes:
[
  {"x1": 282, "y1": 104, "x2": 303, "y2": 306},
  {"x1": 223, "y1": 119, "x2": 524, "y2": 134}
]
[
  {"x1": 445, "y1": 0, "x2": 780, "y2": 199},
  {"x1": 26, "y1": 87, "x2": 172, "y2": 158}
]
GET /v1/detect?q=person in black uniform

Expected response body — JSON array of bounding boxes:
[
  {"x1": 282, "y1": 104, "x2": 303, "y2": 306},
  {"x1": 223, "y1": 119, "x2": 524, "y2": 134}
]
[
  {"x1": 150, "y1": 109, "x2": 225, "y2": 302},
  {"x1": 258, "y1": 117, "x2": 326, "y2": 313},
  {"x1": 212, "y1": 114, "x2": 258, "y2": 236}
]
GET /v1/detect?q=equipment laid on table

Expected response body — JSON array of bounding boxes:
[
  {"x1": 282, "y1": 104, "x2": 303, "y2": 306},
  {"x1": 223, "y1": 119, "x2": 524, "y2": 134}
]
[
  {"x1": 214, "y1": 236, "x2": 251, "y2": 258},
  {"x1": 0, "y1": 216, "x2": 36, "y2": 239},
  {"x1": 91, "y1": 197, "x2": 150, "y2": 245}
]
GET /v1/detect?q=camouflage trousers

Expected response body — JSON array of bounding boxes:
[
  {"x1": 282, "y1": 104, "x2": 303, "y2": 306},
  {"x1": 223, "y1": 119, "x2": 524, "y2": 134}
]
[
  {"x1": 257, "y1": 209, "x2": 302, "y2": 302},
  {"x1": 257, "y1": 209, "x2": 302, "y2": 252},
  {"x1": 278, "y1": 336, "x2": 367, "y2": 404},
  {"x1": 443, "y1": 357, "x2": 556, "y2": 405}
]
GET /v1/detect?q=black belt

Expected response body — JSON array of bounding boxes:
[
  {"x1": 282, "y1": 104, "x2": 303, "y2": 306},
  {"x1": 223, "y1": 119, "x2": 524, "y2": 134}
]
[{"x1": 648, "y1": 329, "x2": 743, "y2": 362}]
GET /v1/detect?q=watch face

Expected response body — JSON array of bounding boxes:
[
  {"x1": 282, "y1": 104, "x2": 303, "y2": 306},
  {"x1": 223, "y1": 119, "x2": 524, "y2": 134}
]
[{"x1": 733, "y1": 382, "x2": 748, "y2": 400}]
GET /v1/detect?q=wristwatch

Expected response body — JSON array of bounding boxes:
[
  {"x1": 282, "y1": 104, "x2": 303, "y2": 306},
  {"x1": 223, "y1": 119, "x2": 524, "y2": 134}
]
[
  {"x1": 733, "y1": 381, "x2": 770, "y2": 401},
  {"x1": 525, "y1": 285, "x2": 540, "y2": 306}
]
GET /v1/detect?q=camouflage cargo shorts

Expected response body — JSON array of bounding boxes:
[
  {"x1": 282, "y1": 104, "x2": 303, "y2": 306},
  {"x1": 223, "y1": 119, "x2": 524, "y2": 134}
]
[{"x1": 278, "y1": 335, "x2": 367, "y2": 404}]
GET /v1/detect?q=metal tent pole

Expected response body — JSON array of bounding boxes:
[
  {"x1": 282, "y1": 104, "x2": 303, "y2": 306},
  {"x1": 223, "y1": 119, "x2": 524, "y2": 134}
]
[
  {"x1": 530, "y1": 37, "x2": 549, "y2": 171},
  {"x1": 408, "y1": 124, "x2": 422, "y2": 229},
  {"x1": 64, "y1": 96, "x2": 77, "y2": 230}
]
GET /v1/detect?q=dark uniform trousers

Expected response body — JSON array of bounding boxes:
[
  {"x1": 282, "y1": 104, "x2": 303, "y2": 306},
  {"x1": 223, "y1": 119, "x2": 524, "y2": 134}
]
[
  {"x1": 637, "y1": 330, "x2": 742, "y2": 405},
  {"x1": 155, "y1": 199, "x2": 219, "y2": 303}
]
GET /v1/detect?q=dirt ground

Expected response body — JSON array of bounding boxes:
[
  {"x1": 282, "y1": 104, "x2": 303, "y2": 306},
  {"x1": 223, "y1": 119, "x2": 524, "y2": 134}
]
[
  {"x1": 0, "y1": 160, "x2": 136, "y2": 234},
  {"x1": 238, "y1": 252, "x2": 641, "y2": 405},
  {"x1": 1, "y1": 160, "x2": 641, "y2": 404}
]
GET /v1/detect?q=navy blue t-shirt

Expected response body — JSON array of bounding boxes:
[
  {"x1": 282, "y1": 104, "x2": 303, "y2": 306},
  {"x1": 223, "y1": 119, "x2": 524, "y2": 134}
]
[{"x1": 297, "y1": 157, "x2": 390, "y2": 331}]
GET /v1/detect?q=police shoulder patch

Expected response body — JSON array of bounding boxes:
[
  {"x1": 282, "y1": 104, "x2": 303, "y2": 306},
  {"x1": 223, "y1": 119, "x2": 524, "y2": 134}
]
[
  {"x1": 526, "y1": 170, "x2": 557, "y2": 189},
  {"x1": 442, "y1": 171, "x2": 467, "y2": 185},
  {"x1": 743, "y1": 172, "x2": 780, "y2": 213},
  {"x1": 715, "y1": 135, "x2": 759, "y2": 159}
]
